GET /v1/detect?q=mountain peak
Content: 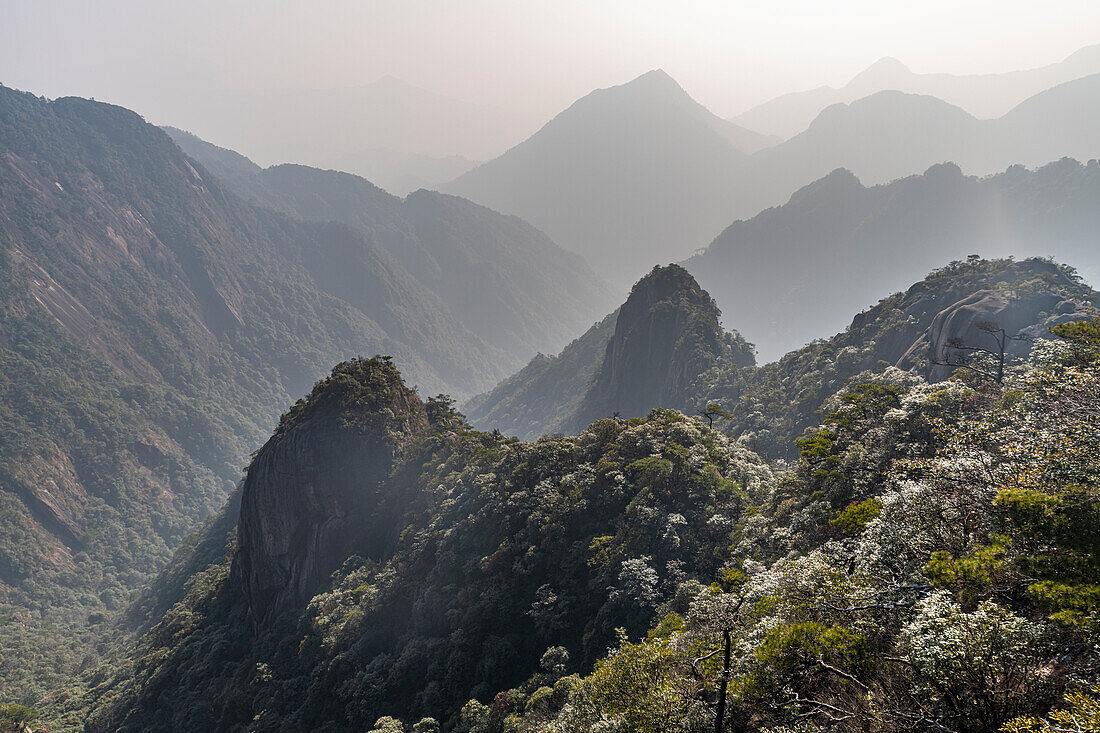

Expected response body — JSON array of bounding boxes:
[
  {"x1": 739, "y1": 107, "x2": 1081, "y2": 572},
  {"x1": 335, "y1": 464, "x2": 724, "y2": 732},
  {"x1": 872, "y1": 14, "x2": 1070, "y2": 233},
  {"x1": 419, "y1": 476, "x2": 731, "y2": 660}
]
[
  {"x1": 236, "y1": 357, "x2": 428, "y2": 627},
  {"x1": 787, "y1": 167, "x2": 863, "y2": 205},
  {"x1": 614, "y1": 68, "x2": 689, "y2": 99},
  {"x1": 629, "y1": 68, "x2": 676, "y2": 84},
  {"x1": 572, "y1": 264, "x2": 731, "y2": 425},
  {"x1": 848, "y1": 56, "x2": 913, "y2": 90}
]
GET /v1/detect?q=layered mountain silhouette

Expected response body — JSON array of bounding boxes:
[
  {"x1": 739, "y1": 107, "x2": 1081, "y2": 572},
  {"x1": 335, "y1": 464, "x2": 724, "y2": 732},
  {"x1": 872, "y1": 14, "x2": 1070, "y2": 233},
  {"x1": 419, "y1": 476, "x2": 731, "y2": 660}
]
[
  {"x1": 733, "y1": 44, "x2": 1100, "y2": 138},
  {"x1": 166, "y1": 127, "x2": 614, "y2": 365},
  {"x1": 0, "y1": 84, "x2": 604, "y2": 698},
  {"x1": 445, "y1": 68, "x2": 1100, "y2": 283},
  {"x1": 685, "y1": 159, "x2": 1100, "y2": 361},
  {"x1": 320, "y1": 148, "x2": 477, "y2": 196},
  {"x1": 754, "y1": 74, "x2": 1100, "y2": 191},
  {"x1": 446, "y1": 70, "x2": 773, "y2": 279},
  {"x1": 466, "y1": 258, "x2": 1096, "y2": 451}
]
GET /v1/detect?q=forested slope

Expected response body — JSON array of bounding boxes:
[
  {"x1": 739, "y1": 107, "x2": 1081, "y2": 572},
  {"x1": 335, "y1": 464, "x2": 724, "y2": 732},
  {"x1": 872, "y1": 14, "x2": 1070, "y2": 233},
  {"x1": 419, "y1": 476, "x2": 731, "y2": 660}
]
[
  {"x1": 62, "y1": 261, "x2": 1100, "y2": 733},
  {"x1": 0, "y1": 84, "x2": 527, "y2": 701}
]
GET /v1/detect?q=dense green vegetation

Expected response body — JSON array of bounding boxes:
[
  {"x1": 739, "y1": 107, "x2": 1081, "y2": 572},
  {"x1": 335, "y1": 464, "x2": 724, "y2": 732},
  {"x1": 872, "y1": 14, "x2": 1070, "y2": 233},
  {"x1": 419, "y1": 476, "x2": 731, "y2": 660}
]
[
  {"x1": 64, "y1": 310, "x2": 1099, "y2": 731},
  {"x1": 2, "y1": 85, "x2": 1098, "y2": 733},
  {"x1": 67, "y1": 358, "x2": 773, "y2": 730},
  {"x1": 470, "y1": 257, "x2": 1099, "y2": 461},
  {"x1": 410, "y1": 320, "x2": 1098, "y2": 733},
  {"x1": 0, "y1": 83, "x2": 601, "y2": 706}
]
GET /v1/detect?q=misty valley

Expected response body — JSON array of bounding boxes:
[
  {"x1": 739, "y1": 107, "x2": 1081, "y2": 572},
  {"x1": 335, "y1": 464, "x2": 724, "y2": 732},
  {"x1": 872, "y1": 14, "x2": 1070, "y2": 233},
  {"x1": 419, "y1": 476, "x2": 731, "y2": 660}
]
[{"x1": 0, "y1": 14, "x2": 1099, "y2": 733}]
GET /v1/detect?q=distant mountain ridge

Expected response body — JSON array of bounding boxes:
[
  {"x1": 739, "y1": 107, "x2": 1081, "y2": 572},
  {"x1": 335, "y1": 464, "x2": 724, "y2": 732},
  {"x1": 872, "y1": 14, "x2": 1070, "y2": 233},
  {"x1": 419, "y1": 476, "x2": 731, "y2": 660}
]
[
  {"x1": 174, "y1": 75, "x2": 531, "y2": 166},
  {"x1": 445, "y1": 68, "x2": 1100, "y2": 284},
  {"x1": 446, "y1": 70, "x2": 771, "y2": 280},
  {"x1": 733, "y1": 43, "x2": 1100, "y2": 138},
  {"x1": 165, "y1": 127, "x2": 615, "y2": 369},
  {"x1": 752, "y1": 74, "x2": 1100, "y2": 191},
  {"x1": 686, "y1": 158, "x2": 1100, "y2": 361},
  {"x1": 320, "y1": 148, "x2": 477, "y2": 196}
]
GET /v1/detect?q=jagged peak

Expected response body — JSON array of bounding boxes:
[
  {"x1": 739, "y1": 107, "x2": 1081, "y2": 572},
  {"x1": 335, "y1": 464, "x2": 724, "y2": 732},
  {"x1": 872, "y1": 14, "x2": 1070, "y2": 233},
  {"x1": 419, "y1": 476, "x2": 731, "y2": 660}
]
[
  {"x1": 626, "y1": 263, "x2": 708, "y2": 304},
  {"x1": 273, "y1": 356, "x2": 424, "y2": 438},
  {"x1": 588, "y1": 68, "x2": 693, "y2": 106},
  {"x1": 624, "y1": 68, "x2": 679, "y2": 89},
  {"x1": 787, "y1": 167, "x2": 864, "y2": 205},
  {"x1": 847, "y1": 56, "x2": 913, "y2": 88}
]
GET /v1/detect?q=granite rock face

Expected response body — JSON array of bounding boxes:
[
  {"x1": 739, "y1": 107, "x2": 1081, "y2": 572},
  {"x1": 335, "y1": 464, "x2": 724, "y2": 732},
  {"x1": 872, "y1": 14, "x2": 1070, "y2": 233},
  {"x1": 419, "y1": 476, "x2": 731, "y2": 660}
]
[
  {"x1": 897, "y1": 263, "x2": 1096, "y2": 380},
  {"x1": 234, "y1": 358, "x2": 427, "y2": 627},
  {"x1": 572, "y1": 264, "x2": 746, "y2": 427}
]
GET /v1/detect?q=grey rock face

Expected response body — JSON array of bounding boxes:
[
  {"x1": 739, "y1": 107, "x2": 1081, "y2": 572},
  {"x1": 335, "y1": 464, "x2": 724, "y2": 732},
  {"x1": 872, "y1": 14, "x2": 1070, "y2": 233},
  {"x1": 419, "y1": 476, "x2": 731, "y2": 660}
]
[
  {"x1": 899, "y1": 281, "x2": 1095, "y2": 381},
  {"x1": 573, "y1": 265, "x2": 733, "y2": 426},
  {"x1": 234, "y1": 360, "x2": 427, "y2": 627}
]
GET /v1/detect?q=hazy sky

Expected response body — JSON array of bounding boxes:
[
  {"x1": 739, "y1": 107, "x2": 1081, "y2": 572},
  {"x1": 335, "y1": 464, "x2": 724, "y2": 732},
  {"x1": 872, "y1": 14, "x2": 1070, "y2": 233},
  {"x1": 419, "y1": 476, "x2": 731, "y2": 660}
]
[{"x1": 3, "y1": 0, "x2": 1099, "y2": 126}]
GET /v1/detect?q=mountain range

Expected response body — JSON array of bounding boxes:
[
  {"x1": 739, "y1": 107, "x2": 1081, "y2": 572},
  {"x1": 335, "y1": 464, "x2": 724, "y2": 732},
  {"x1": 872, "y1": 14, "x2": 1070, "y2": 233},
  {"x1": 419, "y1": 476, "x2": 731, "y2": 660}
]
[
  {"x1": 447, "y1": 68, "x2": 1100, "y2": 285},
  {"x1": 165, "y1": 127, "x2": 614, "y2": 368},
  {"x1": 733, "y1": 43, "x2": 1100, "y2": 138},
  {"x1": 2, "y1": 46, "x2": 1100, "y2": 731},
  {"x1": 446, "y1": 70, "x2": 771, "y2": 279},
  {"x1": 173, "y1": 76, "x2": 532, "y2": 168},
  {"x1": 685, "y1": 158, "x2": 1100, "y2": 361},
  {"x1": 67, "y1": 257, "x2": 1099, "y2": 732},
  {"x1": 0, "y1": 84, "x2": 607, "y2": 702}
]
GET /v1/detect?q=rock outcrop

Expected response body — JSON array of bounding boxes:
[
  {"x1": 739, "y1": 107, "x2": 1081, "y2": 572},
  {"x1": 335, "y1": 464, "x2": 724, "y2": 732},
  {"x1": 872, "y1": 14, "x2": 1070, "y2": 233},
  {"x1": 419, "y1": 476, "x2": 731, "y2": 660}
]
[
  {"x1": 897, "y1": 262, "x2": 1097, "y2": 380},
  {"x1": 234, "y1": 358, "x2": 428, "y2": 627},
  {"x1": 570, "y1": 265, "x2": 750, "y2": 428}
]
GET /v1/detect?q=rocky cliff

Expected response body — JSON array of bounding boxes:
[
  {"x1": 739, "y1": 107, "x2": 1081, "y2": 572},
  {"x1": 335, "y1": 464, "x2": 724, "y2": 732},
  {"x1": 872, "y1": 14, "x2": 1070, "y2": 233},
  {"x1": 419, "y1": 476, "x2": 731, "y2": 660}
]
[
  {"x1": 570, "y1": 264, "x2": 752, "y2": 429},
  {"x1": 235, "y1": 358, "x2": 428, "y2": 627},
  {"x1": 899, "y1": 279, "x2": 1093, "y2": 380}
]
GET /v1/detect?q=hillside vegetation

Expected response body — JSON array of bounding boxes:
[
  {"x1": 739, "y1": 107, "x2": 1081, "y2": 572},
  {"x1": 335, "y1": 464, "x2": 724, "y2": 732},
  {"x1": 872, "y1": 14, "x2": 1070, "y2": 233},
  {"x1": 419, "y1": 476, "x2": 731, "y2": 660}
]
[
  {"x1": 468, "y1": 258, "x2": 1098, "y2": 462},
  {"x1": 67, "y1": 306, "x2": 1100, "y2": 731},
  {"x1": 0, "y1": 84, "x2": 591, "y2": 703}
]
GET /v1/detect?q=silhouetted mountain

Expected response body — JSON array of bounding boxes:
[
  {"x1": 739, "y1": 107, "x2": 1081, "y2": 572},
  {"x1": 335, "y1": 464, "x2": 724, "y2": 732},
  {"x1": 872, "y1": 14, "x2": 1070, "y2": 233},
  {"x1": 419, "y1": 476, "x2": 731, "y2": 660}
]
[
  {"x1": 752, "y1": 76, "x2": 1100, "y2": 194},
  {"x1": 996, "y1": 73, "x2": 1100, "y2": 167},
  {"x1": 446, "y1": 70, "x2": 773, "y2": 280},
  {"x1": 752, "y1": 92, "x2": 984, "y2": 190},
  {"x1": 446, "y1": 70, "x2": 1100, "y2": 284},
  {"x1": 733, "y1": 44, "x2": 1100, "y2": 138},
  {"x1": 321, "y1": 148, "x2": 477, "y2": 196},
  {"x1": 467, "y1": 258, "x2": 1096, "y2": 449},
  {"x1": 0, "y1": 85, "x2": 530, "y2": 698},
  {"x1": 686, "y1": 159, "x2": 1100, "y2": 361},
  {"x1": 166, "y1": 127, "x2": 615, "y2": 366}
]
